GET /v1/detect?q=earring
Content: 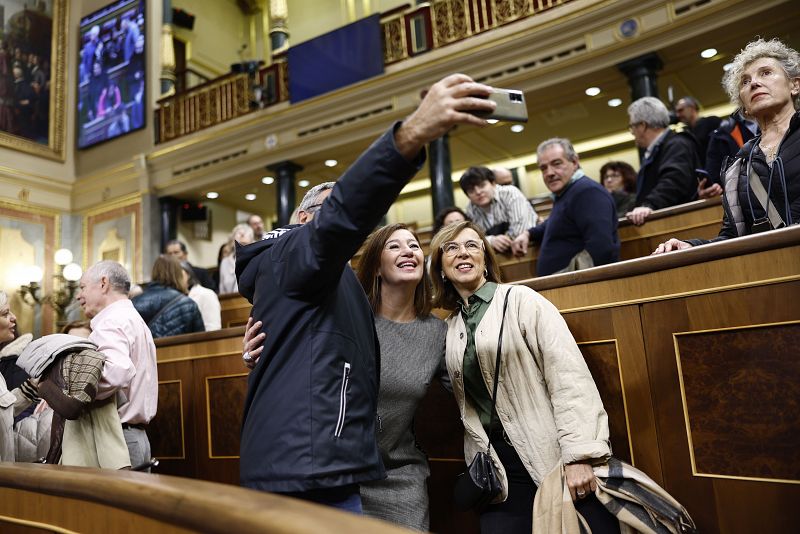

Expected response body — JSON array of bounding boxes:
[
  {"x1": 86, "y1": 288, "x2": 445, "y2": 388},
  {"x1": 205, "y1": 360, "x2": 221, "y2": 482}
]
[
  {"x1": 484, "y1": 268, "x2": 488, "y2": 278},
  {"x1": 441, "y1": 271, "x2": 446, "y2": 280}
]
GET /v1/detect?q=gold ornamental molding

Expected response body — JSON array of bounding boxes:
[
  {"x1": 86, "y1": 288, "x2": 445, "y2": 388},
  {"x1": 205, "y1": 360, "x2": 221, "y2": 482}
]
[
  {"x1": 205, "y1": 372, "x2": 248, "y2": 460},
  {"x1": 575, "y1": 338, "x2": 635, "y2": 466},
  {"x1": 673, "y1": 320, "x2": 800, "y2": 485},
  {"x1": 0, "y1": 514, "x2": 80, "y2": 534},
  {"x1": 155, "y1": 379, "x2": 186, "y2": 460}
]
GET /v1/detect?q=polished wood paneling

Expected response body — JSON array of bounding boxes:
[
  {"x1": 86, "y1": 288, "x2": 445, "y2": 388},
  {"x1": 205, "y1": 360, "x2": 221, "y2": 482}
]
[
  {"x1": 640, "y1": 282, "x2": 800, "y2": 533},
  {"x1": 617, "y1": 198, "x2": 723, "y2": 260},
  {"x1": 149, "y1": 380, "x2": 185, "y2": 459},
  {"x1": 206, "y1": 374, "x2": 248, "y2": 458},
  {"x1": 0, "y1": 464, "x2": 413, "y2": 534},
  {"x1": 220, "y1": 294, "x2": 252, "y2": 329},
  {"x1": 675, "y1": 322, "x2": 800, "y2": 482},
  {"x1": 578, "y1": 341, "x2": 631, "y2": 464}
]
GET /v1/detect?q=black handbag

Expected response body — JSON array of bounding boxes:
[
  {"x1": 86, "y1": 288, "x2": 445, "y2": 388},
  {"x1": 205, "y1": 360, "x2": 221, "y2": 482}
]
[{"x1": 453, "y1": 289, "x2": 512, "y2": 512}]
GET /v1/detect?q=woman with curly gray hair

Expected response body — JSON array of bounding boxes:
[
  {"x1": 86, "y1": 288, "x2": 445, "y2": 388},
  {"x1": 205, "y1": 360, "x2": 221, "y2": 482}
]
[{"x1": 653, "y1": 38, "x2": 800, "y2": 253}]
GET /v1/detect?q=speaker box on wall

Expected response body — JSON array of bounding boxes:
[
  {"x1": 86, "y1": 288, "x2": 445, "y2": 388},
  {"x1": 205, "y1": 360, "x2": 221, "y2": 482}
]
[{"x1": 172, "y1": 8, "x2": 195, "y2": 31}]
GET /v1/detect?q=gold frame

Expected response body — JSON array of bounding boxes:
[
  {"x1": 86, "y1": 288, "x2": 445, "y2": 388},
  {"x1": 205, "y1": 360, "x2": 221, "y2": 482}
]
[
  {"x1": 155, "y1": 379, "x2": 186, "y2": 460},
  {"x1": 674, "y1": 320, "x2": 800, "y2": 485},
  {"x1": 0, "y1": 0, "x2": 67, "y2": 161},
  {"x1": 576, "y1": 339, "x2": 635, "y2": 466},
  {"x1": 205, "y1": 372, "x2": 248, "y2": 460},
  {"x1": 81, "y1": 193, "x2": 143, "y2": 280},
  {"x1": 0, "y1": 514, "x2": 80, "y2": 534}
]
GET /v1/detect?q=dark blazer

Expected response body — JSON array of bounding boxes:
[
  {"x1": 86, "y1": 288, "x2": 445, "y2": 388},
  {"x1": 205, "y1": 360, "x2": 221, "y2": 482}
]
[
  {"x1": 635, "y1": 130, "x2": 700, "y2": 210},
  {"x1": 235, "y1": 126, "x2": 424, "y2": 493}
]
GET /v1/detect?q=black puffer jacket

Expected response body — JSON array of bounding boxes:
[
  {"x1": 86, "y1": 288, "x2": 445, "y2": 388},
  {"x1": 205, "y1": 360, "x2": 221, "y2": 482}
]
[
  {"x1": 235, "y1": 125, "x2": 424, "y2": 493},
  {"x1": 131, "y1": 283, "x2": 205, "y2": 339}
]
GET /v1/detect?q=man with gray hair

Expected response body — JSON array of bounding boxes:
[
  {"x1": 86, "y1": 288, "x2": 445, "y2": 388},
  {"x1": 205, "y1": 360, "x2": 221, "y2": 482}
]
[
  {"x1": 512, "y1": 138, "x2": 619, "y2": 275},
  {"x1": 76, "y1": 260, "x2": 158, "y2": 469},
  {"x1": 233, "y1": 73, "x2": 496, "y2": 511},
  {"x1": 627, "y1": 96, "x2": 700, "y2": 225}
]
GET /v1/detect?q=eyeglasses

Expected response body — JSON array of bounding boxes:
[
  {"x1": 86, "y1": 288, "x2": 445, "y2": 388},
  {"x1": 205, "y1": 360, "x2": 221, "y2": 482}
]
[{"x1": 441, "y1": 240, "x2": 484, "y2": 257}]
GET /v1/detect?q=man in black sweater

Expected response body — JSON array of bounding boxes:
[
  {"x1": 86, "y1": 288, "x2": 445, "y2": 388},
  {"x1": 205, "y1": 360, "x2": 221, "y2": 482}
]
[{"x1": 512, "y1": 138, "x2": 619, "y2": 275}]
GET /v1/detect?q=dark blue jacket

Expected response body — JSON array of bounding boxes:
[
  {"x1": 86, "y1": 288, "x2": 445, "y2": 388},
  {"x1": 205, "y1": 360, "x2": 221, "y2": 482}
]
[
  {"x1": 704, "y1": 112, "x2": 757, "y2": 185},
  {"x1": 132, "y1": 283, "x2": 205, "y2": 339},
  {"x1": 235, "y1": 126, "x2": 424, "y2": 493},
  {"x1": 531, "y1": 176, "x2": 620, "y2": 276},
  {"x1": 635, "y1": 130, "x2": 700, "y2": 210}
]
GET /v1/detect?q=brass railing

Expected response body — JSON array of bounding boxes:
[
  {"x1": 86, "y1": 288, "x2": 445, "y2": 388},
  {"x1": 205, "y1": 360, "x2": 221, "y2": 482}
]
[
  {"x1": 381, "y1": 0, "x2": 570, "y2": 64},
  {"x1": 156, "y1": 73, "x2": 252, "y2": 143}
]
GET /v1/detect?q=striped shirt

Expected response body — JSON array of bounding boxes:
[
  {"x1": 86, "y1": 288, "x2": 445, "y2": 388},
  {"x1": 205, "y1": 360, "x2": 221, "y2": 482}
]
[{"x1": 466, "y1": 184, "x2": 538, "y2": 238}]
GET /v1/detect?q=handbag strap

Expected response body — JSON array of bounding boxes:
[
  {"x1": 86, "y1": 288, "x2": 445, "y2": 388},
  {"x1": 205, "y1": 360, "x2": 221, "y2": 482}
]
[
  {"x1": 747, "y1": 164, "x2": 786, "y2": 229},
  {"x1": 486, "y1": 288, "x2": 512, "y2": 453}
]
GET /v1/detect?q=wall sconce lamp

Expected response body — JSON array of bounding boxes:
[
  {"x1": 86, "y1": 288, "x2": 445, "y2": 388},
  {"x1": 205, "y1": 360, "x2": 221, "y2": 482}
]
[{"x1": 18, "y1": 248, "x2": 83, "y2": 327}]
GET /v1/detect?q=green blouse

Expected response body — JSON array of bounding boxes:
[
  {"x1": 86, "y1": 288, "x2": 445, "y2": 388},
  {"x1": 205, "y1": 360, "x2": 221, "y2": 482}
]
[{"x1": 460, "y1": 281, "x2": 498, "y2": 435}]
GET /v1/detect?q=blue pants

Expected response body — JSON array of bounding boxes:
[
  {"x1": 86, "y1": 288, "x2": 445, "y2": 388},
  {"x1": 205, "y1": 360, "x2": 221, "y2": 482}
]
[{"x1": 282, "y1": 484, "x2": 362, "y2": 514}]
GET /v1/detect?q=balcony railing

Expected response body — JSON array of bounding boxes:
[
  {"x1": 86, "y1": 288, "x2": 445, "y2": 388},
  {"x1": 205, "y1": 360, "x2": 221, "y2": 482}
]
[{"x1": 155, "y1": 0, "x2": 570, "y2": 143}]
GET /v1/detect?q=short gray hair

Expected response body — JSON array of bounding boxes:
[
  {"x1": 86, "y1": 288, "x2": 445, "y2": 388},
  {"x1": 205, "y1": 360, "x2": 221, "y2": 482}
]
[
  {"x1": 722, "y1": 38, "x2": 800, "y2": 111},
  {"x1": 0, "y1": 291, "x2": 7, "y2": 309},
  {"x1": 628, "y1": 97, "x2": 670, "y2": 129},
  {"x1": 298, "y1": 182, "x2": 335, "y2": 212},
  {"x1": 537, "y1": 138, "x2": 578, "y2": 162},
  {"x1": 87, "y1": 261, "x2": 131, "y2": 294}
]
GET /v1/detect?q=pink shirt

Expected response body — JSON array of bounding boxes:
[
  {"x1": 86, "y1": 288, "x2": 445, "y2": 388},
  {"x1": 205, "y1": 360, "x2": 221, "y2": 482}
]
[{"x1": 91, "y1": 298, "x2": 158, "y2": 424}]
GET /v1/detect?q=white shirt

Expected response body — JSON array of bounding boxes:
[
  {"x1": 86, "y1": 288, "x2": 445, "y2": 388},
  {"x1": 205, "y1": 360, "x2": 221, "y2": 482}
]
[
  {"x1": 91, "y1": 298, "x2": 158, "y2": 424},
  {"x1": 189, "y1": 284, "x2": 222, "y2": 331},
  {"x1": 466, "y1": 184, "x2": 538, "y2": 239},
  {"x1": 218, "y1": 254, "x2": 238, "y2": 294}
]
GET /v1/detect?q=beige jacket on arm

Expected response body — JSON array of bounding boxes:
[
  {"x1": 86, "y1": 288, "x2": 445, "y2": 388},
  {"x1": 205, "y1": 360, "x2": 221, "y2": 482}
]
[{"x1": 445, "y1": 284, "x2": 611, "y2": 502}]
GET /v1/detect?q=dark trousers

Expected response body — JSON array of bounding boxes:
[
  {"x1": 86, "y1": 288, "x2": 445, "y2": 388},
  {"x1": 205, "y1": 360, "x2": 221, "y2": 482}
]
[{"x1": 479, "y1": 433, "x2": 620, "y2": 534}]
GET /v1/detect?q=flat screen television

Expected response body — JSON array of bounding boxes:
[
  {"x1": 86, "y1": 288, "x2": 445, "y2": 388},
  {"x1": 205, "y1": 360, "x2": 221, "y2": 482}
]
[
  {"x1": 288, "y1": 14, "x2": 384, "y2": 104},
  {"x1": 77, "y1": 0, "x2": 145, "y2": 149}
]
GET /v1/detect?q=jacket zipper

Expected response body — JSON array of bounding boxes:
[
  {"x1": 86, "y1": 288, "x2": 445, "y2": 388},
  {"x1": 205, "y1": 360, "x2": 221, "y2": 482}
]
[{"x1": 334, "y1": 362, "x2": 351, "y2": 438}]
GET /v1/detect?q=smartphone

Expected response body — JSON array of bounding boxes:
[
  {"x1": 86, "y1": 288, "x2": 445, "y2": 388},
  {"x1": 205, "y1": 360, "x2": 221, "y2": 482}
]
[
  {"x1": 473, "y1": 88, "x2": 528, "y2": 123},
  {"x1": 695, "y1": 168, "x2": 710, "y2": 184}
]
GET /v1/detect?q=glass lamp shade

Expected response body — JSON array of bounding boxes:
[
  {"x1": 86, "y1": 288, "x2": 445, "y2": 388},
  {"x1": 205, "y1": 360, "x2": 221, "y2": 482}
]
[
  {"x1": 28, "y1": 265, "x2": 44, "y2": 283},
  {"x1": 54, "y1": 248, "x2": 74, "y2": 266},
  {"x1": 63, "y1": 263, "x2": 83, "y2": 282}
]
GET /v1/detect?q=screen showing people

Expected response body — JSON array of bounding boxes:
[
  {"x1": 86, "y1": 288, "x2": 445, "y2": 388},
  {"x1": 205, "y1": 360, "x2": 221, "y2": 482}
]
[{"x1": 78, "y1": 0, "x2": 145, "y2": 149}]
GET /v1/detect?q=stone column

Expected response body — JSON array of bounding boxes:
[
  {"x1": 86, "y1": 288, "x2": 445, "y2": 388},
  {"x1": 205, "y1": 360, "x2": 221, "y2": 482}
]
[
  {"x1": 617, "y1": 52, "x2": 663, "y2": 101},
  {"x1": 269, "y1": 0, "x2": 290, "y2": 55},
  {"x1": 429, "y1": 132, "x2": 454, "y2": 219},
  {"x1": 268, "y1": 161, "x2": 303, "y2": 226}
]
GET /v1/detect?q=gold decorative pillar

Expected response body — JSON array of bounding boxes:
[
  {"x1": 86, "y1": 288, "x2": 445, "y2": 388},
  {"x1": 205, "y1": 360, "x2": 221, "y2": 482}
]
[
  {"x1": 269, "y1": 0, "x2": 290, "y2": 56},
  {"x1": 160, "y1": 23, "x2": 176, "y2": 96}
]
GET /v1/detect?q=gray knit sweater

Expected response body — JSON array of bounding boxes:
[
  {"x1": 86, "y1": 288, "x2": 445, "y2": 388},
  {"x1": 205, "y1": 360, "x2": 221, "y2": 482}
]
[{"x1": 360, "y1": 314, "x2": 448, "y2": 532}]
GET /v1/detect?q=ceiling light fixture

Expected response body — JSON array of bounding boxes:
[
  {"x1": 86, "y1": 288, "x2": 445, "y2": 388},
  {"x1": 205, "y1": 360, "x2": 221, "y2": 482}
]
[
  {"x1": 261, "y1": 176, "x2": 274, "y2": 185},
  {"x1": 298, "y1": 179, "x2": 310, "y2": 187},
  {"x1": 607, "y1": 98, "x2": 623, "y2": 108},
  {"x1": 510, "y1": 124, "x2": 525, "y2": 133},
  {"x1": 585, "y1": 86, "x2": 601, "y2": 97},
  {"x1": 701, "y1": 48, "x2": 717, "y2": 59},
  {"x1": 324, "y1": 159, "x2": 337, "y2": 167},
  {"x1": 245, "y1": 193, "x2": 257, "y2": 201},
  {"x1": 206, "y1": 192, "x2": 219, "y2": 199}
]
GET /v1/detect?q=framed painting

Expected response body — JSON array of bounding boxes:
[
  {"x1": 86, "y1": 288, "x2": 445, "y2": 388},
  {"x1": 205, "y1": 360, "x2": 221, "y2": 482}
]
[{"x1": 0, "y1": 0, "x2": 67, "y2": 161}]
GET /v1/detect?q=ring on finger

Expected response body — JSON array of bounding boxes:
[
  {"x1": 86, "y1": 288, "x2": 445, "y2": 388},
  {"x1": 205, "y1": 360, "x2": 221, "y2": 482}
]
[
  {"x1": 243, "y1": 351, "x2": 252, "y2": 362},
  {"x1": 576, "y1": 489, "x2": 586, "y2": 497}
]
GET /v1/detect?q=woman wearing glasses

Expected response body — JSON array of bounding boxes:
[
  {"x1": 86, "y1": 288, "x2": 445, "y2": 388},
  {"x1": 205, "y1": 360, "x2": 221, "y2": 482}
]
[
  {"x1": 429, "y1": 221, "x2": 618, "y2": 533},
  {"x1": 355, "y1": 223, "x2": 448, "y2": 531}
]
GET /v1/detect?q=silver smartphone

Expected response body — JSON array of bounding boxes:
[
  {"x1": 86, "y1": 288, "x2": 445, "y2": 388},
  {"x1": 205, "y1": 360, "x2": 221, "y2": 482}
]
[{"x1": 473, "y1": 88, "x2": 528, "y2": 123}]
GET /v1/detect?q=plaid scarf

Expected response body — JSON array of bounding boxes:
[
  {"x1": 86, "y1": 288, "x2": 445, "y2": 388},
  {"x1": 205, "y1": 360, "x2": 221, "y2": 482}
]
[{"x1": 534, "y1": 458, "x2": 697, "y2": 534}]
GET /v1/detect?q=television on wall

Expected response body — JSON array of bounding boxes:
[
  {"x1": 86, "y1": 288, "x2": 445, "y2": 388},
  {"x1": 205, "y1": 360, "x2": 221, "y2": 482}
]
[{"x1": 77, "y1": 0, "x2": 145, "y2": 149}]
